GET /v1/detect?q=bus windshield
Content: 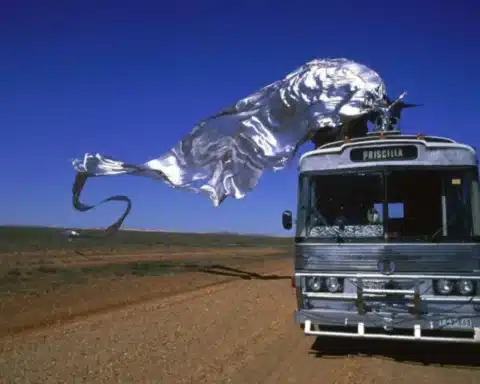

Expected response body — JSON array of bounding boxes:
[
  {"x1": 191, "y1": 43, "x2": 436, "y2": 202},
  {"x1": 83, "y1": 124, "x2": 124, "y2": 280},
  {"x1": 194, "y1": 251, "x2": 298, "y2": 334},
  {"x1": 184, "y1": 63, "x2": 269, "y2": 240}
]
[{"x1": 297, "y1": 169, "x2": 475, "y2": 242}]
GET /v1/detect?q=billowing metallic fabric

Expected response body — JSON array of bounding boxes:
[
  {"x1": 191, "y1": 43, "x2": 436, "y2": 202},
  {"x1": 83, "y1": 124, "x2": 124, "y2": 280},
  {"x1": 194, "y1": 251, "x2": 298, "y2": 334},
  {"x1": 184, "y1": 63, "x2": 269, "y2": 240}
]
[{"x1": 72, "y1": 58, "x2": 386, "y2": 206}]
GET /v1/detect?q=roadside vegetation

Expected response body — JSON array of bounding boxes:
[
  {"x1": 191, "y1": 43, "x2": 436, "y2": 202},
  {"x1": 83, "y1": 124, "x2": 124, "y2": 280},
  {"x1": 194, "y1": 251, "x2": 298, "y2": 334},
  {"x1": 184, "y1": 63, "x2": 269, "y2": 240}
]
[{"x1": 0, "y1": 226, "x2": 292, "y2": 253}]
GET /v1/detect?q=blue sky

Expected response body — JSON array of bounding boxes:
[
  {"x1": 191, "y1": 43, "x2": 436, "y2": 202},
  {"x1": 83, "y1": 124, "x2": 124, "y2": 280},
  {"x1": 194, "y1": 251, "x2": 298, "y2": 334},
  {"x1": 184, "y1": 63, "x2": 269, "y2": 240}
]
[{"x1": 1, "y1": 0, "x2": 478, "y2": 234}]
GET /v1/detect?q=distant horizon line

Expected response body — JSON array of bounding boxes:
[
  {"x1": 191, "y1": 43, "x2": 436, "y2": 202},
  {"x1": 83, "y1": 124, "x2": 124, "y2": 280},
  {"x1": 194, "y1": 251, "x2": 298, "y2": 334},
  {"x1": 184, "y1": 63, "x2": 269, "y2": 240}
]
[{"x1": 0, "y1": 224, "x2": 290, "y2": 237}]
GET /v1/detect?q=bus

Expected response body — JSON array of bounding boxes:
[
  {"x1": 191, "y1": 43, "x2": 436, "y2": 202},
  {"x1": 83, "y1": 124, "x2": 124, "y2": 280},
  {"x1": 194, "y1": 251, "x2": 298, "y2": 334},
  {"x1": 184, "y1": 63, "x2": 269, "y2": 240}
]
[{"x1": 282, "y1": 129, "x2": 480, "y2": 343}]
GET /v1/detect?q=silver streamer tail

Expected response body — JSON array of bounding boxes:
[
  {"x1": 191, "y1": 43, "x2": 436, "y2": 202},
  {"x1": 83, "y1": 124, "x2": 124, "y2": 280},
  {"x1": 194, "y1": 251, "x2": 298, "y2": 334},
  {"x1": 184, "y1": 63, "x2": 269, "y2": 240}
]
[{"x1": 69, "y1": 58, "x2": 387, "y2": 236}]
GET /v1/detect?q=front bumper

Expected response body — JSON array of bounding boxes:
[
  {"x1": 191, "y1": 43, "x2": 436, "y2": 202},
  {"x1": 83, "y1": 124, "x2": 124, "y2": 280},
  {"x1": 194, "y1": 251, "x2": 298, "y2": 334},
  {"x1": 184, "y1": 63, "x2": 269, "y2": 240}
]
[
  {"x1": 296, "y1": 309, "x2": 480, "y2": 343},
  {"x1": 295, "y1": 272, "x2": 480, "y2": 343}
]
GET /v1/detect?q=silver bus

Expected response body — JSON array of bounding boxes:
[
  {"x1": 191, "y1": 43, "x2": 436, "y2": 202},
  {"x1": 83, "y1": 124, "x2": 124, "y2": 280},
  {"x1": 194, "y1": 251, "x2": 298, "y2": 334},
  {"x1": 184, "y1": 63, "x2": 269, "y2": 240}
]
[{"x1": 282, "y1": 130, "x2": 480, "y2": 343}]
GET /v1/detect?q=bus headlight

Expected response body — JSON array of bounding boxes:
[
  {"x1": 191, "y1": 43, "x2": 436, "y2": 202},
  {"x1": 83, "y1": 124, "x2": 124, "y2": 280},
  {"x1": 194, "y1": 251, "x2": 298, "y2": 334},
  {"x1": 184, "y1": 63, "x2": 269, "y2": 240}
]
[
  {"x1": 435, "y1": 279, "x2": 454, "y2": 295},
  {"x1": 457, "y1": 280, "x2": 474, "y2": 296},
  {"x1": 307, "y1": 277, "x2": 322, "y2": 292},
  {"x1": 325, "y1": 277, "x2": 343, "y2": 293}
]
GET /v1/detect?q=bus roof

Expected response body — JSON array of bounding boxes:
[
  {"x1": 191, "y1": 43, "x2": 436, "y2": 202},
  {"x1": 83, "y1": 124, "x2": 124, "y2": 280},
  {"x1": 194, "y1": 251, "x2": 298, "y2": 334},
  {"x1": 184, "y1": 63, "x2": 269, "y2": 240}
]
[
  {"x1": 301, "y1": 133, "x2": 475, "y2": 161},
  {"x1": 299, "y1": 133, "x2": 477, "y2": 172}
]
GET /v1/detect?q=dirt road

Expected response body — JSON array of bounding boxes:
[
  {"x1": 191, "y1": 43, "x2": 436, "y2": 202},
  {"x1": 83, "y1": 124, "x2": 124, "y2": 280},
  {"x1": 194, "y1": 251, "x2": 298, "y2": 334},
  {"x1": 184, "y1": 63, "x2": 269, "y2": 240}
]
[{"x1": 1, "y1": 257, "x2": 479, "y2": 383}]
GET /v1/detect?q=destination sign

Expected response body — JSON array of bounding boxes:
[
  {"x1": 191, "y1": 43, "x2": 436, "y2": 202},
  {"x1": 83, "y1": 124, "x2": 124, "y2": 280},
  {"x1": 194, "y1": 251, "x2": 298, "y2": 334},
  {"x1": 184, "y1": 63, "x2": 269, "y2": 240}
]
[{"x1": 350, "y1": 145, "x2": 418, "y2": 162}]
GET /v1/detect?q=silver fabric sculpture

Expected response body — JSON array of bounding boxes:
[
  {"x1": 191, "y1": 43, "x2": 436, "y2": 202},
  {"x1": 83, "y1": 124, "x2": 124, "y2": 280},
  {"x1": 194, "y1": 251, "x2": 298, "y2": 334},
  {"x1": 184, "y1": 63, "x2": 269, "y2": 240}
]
[{"x1": 72, "y1": 58, "x2": 388, "y2": 212}]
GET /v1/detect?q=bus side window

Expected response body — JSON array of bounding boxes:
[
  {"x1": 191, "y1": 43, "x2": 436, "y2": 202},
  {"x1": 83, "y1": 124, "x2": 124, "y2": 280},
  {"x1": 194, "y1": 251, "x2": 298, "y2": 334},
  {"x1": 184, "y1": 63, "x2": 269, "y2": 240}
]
[
  {"x1": 374, "y1": 203, "x2": 384, "y2": 223},
  {"x1": 388, "y1": 203, "x2": 404, "y2": 219},
  {"x1": 471, "y1": 180, "x2": 480, "y2": 236}
]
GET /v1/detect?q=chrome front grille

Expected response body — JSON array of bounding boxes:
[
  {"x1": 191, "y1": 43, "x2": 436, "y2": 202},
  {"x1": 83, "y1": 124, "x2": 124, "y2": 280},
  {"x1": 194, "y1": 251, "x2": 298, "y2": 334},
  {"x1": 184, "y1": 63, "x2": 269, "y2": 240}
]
[{"x1": 295, "y1": 243, "x2": 480, "y2": 273}]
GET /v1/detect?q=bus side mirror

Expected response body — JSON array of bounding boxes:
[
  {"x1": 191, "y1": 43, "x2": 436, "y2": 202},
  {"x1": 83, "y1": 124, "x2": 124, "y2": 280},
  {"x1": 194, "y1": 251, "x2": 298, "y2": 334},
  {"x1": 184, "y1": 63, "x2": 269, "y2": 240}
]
[{"x1": 282, "y1": 210, "x2": 293, "y2": 230}]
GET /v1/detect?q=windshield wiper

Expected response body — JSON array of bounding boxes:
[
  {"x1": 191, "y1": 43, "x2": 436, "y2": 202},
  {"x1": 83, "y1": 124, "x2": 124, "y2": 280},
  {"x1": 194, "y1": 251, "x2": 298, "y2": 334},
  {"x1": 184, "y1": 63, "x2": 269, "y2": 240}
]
[{"x1": 429, "y1": 210, "x2": 462, "y2": 242}]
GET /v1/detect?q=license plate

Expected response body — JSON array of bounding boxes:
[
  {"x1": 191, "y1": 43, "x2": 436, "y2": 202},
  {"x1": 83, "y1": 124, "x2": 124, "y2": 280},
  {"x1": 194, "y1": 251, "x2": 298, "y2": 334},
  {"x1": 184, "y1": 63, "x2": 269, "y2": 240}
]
[
  {"x1": 363, "y1": 280, "x2": 386, "y2": 289},
  {"x1": 436, "y1": 318, "x2": 473, "y2": 329}
]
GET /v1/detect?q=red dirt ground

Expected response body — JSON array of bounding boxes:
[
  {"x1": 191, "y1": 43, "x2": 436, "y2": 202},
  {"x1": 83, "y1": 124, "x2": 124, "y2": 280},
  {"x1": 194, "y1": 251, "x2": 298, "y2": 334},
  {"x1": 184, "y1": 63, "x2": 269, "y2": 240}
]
[{"x1": 0, "y1": 249, "x2": 478, "y2": 383}]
